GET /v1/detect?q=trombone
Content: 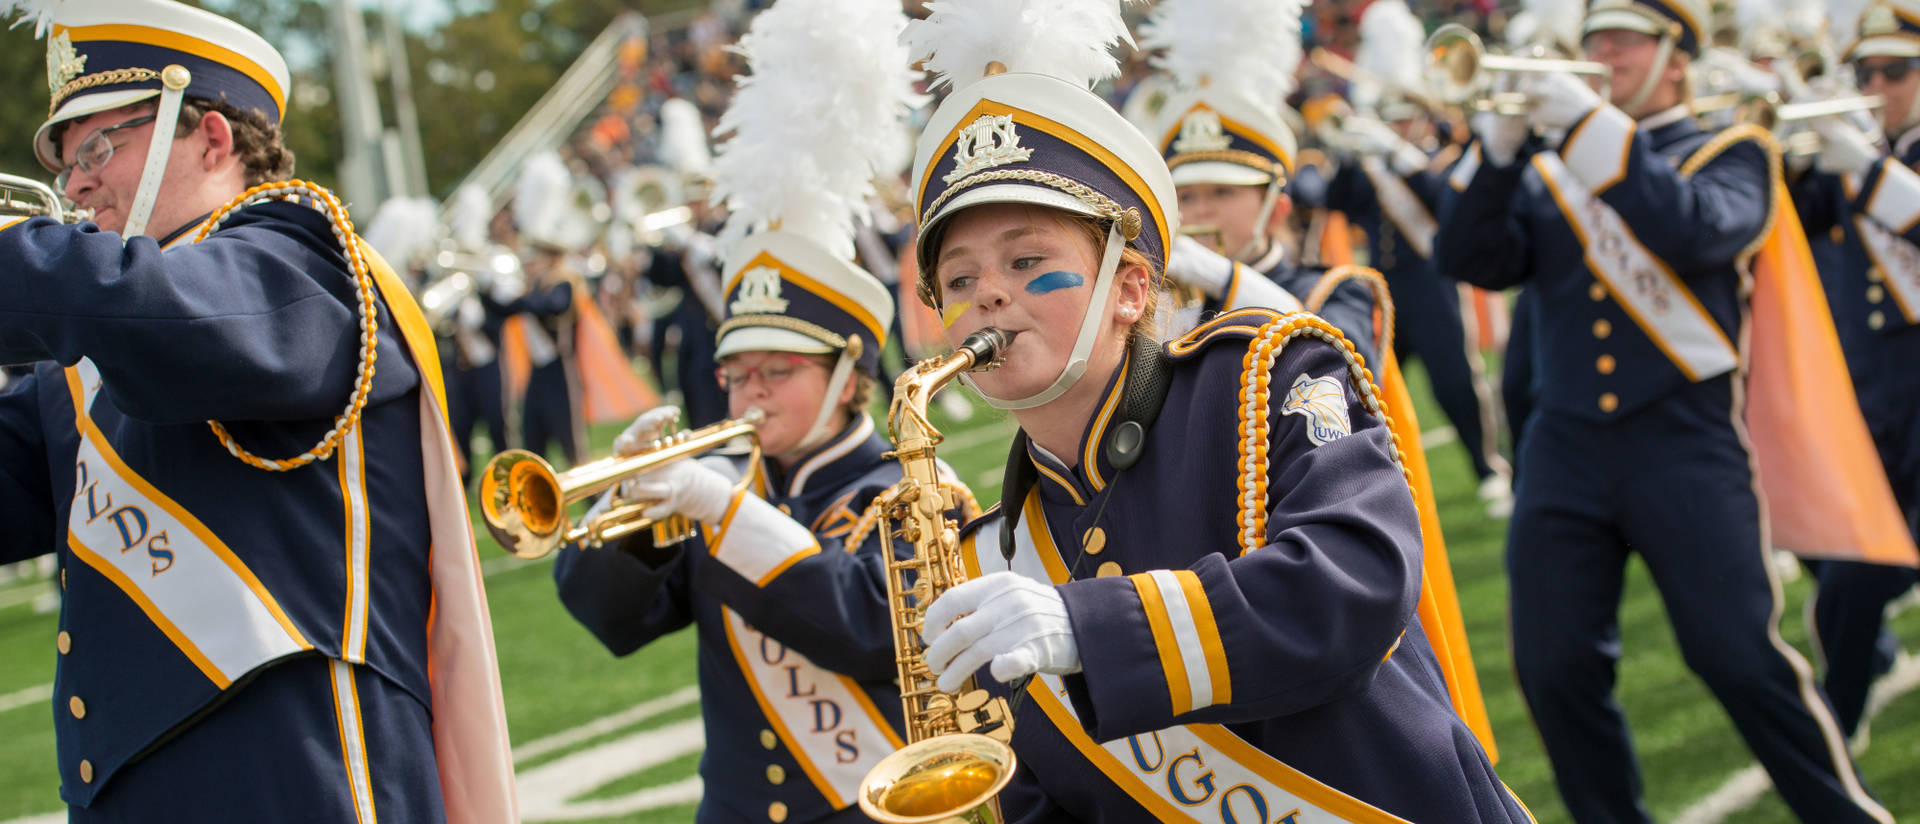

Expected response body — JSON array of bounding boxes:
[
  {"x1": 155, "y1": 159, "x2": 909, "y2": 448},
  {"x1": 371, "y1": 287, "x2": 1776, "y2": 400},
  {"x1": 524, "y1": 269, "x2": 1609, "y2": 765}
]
[
  {"x1": 1, "y1": 173, "x2": 89, "y2": 223},
  {"x1": 1425, "y1": 24, "x2": 1611, "y2": 115},
  {"x1": 480, "y1": 408, "x2": 765, "y2": 559}
]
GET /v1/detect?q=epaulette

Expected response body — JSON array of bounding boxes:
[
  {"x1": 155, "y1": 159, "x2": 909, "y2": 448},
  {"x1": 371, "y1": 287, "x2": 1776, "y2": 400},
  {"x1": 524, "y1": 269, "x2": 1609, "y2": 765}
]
[
  {"x1": 1166, "y1": 306, "x2": 1289, "y2": 360},
  {"x1": 1304, "y1": 264, "x2": 1395, "y2": 356},
  {"x1": 1679, "y1": 124, "x2": 1781, "y2": 265},
  {"x1": 957, "y1": 502, "x2": 1004, "y2": 542}
]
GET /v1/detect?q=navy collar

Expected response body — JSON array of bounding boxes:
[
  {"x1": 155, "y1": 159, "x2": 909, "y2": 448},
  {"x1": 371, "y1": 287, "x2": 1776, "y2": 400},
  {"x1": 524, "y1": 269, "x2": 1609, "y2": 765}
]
[
  {"x1": 1025, "y1": 347, "x2": 1132, "y2": 508},
  {"x1": 155, "y1": 211, "x2": 216, "y2": 249},
  {"x1": 762, "y1": 414, "x2": 887, "y2": 501},
  {"x1": 1641, "y1": 105, "x2": 1700, "y2": 149}
]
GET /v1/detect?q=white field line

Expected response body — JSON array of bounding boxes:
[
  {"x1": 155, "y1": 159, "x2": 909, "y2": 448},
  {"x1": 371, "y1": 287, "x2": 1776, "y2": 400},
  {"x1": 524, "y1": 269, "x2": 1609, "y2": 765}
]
[
  {"x1": 516, "y1": 719, "x2": 705, "y2": 821},
  {"x1": 1420, "y1": 425, "x2": 1458, "y2": 450},
  {"x1": 0, "y1": 683, "x2": 52, "y2": 714},
  {"x1": 1675, "y1": 610, "x2": 1920, "y2": 823},
  {"x1": 512, "y1": 685, "x2": 699, "y2": 764}
]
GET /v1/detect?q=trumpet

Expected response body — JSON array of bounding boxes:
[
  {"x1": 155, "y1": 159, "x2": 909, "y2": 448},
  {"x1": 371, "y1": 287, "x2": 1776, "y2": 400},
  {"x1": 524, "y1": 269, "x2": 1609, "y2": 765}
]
[
  {"x1": 1425, "y1": 24, "x2": 1611, "y2": 114},
  {"x1": 1, "y1": 173, "x2": 88, "y2": 223},
  {"x1": 480, "y1": 408, "x2": 765, "y2": 559},
  {"x1": 1771, "y1": 96, "x2": 1885, "y2": 158}
]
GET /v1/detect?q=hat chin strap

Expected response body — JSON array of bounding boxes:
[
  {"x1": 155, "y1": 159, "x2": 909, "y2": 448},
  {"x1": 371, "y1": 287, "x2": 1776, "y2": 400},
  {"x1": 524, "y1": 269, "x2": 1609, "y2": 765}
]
[
  {"x1": 963, "y1": 221, "x2": 1125, "y2": 411},
  {"x1": 122, "y1": 85, "x2": 187, "y2": 239},
  {"x1": 796, "y1": 347, "x2": 860, "y2": 454},
  {"x1": 1232, "y1": 178, "x2": 1284, "y2": 263},
  {"x1": 1620, "y1": 33, "x2": 1676, "y2": 118}
]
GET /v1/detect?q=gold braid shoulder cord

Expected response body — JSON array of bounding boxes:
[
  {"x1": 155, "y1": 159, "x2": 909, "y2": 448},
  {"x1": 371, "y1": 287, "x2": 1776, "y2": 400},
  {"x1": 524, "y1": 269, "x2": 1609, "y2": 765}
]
[
  {"x1": 1303, "y1": 263, "x2": 1398, "y2": 359},
  {"x1": 192, "y1": 180, "x2": 380, "y2": 472},
  {"x1": 1237, "y1": 313, "x2": 1412, "y2": 553}
]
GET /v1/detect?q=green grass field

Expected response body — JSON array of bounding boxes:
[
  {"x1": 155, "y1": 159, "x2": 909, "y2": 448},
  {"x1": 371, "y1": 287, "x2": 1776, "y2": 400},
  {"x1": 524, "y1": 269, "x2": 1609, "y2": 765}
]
[{"x1": 1, "y1": 361, "x2": 1917, "y2": 823}]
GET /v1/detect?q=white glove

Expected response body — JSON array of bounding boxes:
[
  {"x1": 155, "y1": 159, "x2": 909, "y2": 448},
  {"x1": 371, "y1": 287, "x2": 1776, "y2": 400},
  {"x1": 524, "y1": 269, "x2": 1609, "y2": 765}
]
[
  {"x1": 1472, "y1": 110, "x2": 1529, "y2": 167},
  {"x1": 922, "y1": 571, "x2": 1081, "y2": 694},
  {"x1": 619, "y1": 458, "x2": 736, "y2": 524},
  {"x1": 1347, "y1": 118, "x2": 1430, "y2": 176},
  {"x1": 1522, "y1": 71, "x2": 1602, "y2": 133},
  {"x1": 1164, "y1": 234, "x2": 1237, "y2": 300},
  {"x1": 1813, "y1": 116, "x2": 1880, "y2": 176},
  {"x1": 613, "y1": 406, "x2": 683, "y2": 456}
]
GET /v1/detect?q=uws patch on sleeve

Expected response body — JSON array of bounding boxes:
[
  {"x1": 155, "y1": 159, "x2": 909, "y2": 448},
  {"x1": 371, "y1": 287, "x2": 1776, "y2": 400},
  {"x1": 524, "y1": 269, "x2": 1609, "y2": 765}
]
[{"x1": 1281, "y1": 374, "x2": 1351, "y2": 446}]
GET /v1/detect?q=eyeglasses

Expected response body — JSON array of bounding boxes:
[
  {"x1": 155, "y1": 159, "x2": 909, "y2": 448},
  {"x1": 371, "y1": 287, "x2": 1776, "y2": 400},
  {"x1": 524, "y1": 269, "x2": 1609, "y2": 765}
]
[
  {"x1": 715, "y1": 354, "x2": 819, "y2": 392},
  {"x1": 55, "y1": 114, "x2": 157, "y2": 191},
  {"x1": 1855, "y1": 58, "x2": 1919, "y2": 88}
]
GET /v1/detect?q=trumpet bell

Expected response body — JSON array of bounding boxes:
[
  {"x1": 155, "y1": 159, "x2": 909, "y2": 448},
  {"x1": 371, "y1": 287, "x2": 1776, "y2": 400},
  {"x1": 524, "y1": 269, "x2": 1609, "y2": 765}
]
[
  {"x1": 1, "y1": 173, "x2": 87, "y2": 223},
  {"x1": 857, "y1": 734, "x2": 1016, "y2": 824},
  {"x1": 480, "y1": 449, "x2": 569, "y2": 559}
]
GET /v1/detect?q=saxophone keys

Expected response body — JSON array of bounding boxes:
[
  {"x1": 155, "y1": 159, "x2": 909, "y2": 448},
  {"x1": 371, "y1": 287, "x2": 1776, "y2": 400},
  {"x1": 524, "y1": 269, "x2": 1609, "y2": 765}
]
[{"x1": 954, "y1": 689, "x2": 991, "y2": 713}]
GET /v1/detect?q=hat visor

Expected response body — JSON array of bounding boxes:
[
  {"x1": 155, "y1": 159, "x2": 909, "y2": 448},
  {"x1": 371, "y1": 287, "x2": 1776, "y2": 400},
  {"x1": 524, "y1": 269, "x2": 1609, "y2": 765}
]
[
  {"x1": 35, "y1": 89, "x2": 163, "y2": 172},
  {"x1": 715, "y1": 326, "x2": 838, "y2": 362},
  {"x1": 1583, "y1": 8, "x2": 1668, "y2": 40},
  {"x1": 1849, "y1": 37, "x2": 1920, "y2": 61},
  {"x1": 1169, "y1": 161, "x2": 1275, "y2": 188},
  {"x1": 917, "y1": 183, "x2": 1103, "y2": 267}
]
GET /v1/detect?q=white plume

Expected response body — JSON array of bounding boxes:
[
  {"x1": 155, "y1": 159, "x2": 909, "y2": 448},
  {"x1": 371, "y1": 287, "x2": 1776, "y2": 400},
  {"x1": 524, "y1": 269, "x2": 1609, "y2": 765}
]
[
  {"x1": 709, "y1": 0, "x2": 921, "y2": 261},
  {"x1": 905, "y1": 0, "x2": 1133, "y2": 93},
  {"x1": 362, "y1": 197, "x2": 440, "y2": 268},
  {"x1": 1508, "y1": 0, "x2": 1585, "y2": 55},
  {"x1": 514, "y1": 150, "x2": 572, "y2": 245},
  {"x1": 657, "y1": 98, "x2": 711, "y2": 177},
  {"x1": 1831, "y1": 0, "x2": 1874, "y2": 53},
  {"x1": 1353, "y1": 0, "x2": 1424, "y2": 110},
  {"x1": 1733, "y1": 0, "x2": 1825, "y2": 45},
  {"x1": 446, "y1": 183, "x2": 493, "y2": 252},
  {"x1": 2, "y1": 0, "x2": 63, "y2": 37},
  {"x1": 1138, "y1": 0, "x2": 1305, "y2": 100}
]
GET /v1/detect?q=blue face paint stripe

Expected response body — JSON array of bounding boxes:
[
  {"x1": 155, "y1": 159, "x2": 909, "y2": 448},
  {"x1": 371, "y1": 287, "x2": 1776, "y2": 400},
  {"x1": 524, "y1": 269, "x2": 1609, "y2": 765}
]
[{"x1": 1026, "y1": 271, "x2": 1085, "y2": 295}]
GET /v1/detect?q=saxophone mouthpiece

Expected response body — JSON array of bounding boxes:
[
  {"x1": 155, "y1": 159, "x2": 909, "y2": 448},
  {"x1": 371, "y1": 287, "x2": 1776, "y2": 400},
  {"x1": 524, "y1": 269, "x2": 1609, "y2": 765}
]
[{"x1": 962, "y1": 327, "x2": 1014, "y2": 370}]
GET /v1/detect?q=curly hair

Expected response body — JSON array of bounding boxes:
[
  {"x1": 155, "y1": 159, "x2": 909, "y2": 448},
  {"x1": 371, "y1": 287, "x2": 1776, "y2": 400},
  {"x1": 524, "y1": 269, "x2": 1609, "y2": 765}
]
[{"x1": 50, "y1": 96, "x2": 295, "y2": 185}]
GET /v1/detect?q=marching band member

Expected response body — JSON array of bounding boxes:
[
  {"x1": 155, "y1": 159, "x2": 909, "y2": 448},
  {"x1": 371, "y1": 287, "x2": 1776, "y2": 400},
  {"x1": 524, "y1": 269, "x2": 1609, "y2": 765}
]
[
  {"x1": 904, "y1": 0, "x2": 1530, "y2": 820},
  {"x1": 1787, "y1": 0, "x2": 1920, "y2": 742},
  {"x1": 0, "y1": 0, "x2": 514, "y2": 820},
  {"x1": 1325, "y1": 0, "x2": 1514, "y2": 513},
  {"x1": 1136, "y1": 0, "x2": 1381, "y2": 366},
  {"x1": 508, "y1": 152, "x2": 590, "y2": 466},
  {"x1": 1433, "y1": 0, "x2": 1892, "y2": 819},
  {"x1": 551, "y1": 1, "x2": 950, "y2": 820}
]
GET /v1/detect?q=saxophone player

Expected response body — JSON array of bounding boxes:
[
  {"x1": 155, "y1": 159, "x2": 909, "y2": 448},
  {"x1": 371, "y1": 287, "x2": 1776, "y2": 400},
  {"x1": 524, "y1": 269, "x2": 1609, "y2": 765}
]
[
  {"x1": 901, "y1": 0, "x2": 1528, "y2": 820},
  {"x1": 550, "y1": 1, "x2": 965, "y2": 821},
  {"x1": 1433, "y1": 0, "x2": 1891, "y2": 820}
]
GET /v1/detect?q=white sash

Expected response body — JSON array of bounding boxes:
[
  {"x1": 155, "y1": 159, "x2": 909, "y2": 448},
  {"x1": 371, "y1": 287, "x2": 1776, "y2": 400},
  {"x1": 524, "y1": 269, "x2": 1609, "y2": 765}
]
[
  {"x1": 1359, "y1": 157, "x2": 1436, "y2": 260},
  {"x1": 1854, "y1": 215, "x2": 1920, "y2": 325},
  {"x1": 63, "y1": 358, "x2": 311, "y2": 689},
  {"x1": 1534, "y1": 154, "x2": 1739, "y2": 381},
  {"x1": 960, "y1": 500, "x2": 1412, "y2": 824},
  {"x1": 721, "y1": 607, "x2": 904, "y2": 809}
]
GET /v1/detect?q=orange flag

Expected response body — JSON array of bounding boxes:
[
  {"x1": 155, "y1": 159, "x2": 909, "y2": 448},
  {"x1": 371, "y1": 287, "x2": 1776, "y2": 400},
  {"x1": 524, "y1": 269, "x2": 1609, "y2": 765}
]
[
  {"x1": 572, "y1": 291, "x2": 662, "y2": 424},
  {"x1": 1747, "y1": 181, "x2": 1918, "y2": 567},
  {"x1": 1315, "y1": 225, "x2": 1499, "y2": 760}
]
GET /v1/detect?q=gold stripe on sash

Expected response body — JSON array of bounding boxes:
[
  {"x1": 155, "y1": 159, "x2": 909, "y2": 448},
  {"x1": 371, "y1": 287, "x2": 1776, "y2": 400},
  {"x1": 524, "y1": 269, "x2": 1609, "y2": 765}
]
[{"x1": 1533, "y1": 155, "x2": 1738, "y2": 381}]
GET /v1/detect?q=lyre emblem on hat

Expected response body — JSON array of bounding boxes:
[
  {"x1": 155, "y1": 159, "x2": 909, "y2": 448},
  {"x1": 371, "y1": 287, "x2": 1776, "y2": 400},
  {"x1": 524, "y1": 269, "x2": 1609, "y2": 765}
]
[
  {"x1": 1172, "y1": 109, "x2": 1232, "y2": 155},
  {"x1": 1863, "y1": 2, "x2": 1899, "y2": 35},
  {"x1": 944, "y1": 114, "x2": 1034, "y2": 185},
  {"x1": 731, "y1": 266, "x2": 791, "y2": 315},
  {"x1": 46, "y1": 32, "x2": 87, "y2": 96}
]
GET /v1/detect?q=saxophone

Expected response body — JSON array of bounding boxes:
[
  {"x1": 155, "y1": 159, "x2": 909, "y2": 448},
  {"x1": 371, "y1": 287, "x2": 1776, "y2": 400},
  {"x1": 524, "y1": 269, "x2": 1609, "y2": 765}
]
[{"x1": 857, "y1": 328, "x2": 1018, "y2": 824}]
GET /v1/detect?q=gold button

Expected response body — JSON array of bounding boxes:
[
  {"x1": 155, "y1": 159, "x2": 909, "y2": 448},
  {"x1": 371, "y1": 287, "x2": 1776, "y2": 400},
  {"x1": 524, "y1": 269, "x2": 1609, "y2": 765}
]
[
  {"x1": 1869, "y1": 266, "x2": 1886, "y2": 283},
  {"x1": 69, "y1": 696, "x2": 85, "y2": 719},
  {"x1": 1869, "y1": 285, "x2": 1885, "y2": 304},
  {"x1": 766, "y1": 764, "x2": 786, "y2": 785},
  {"x1": 1081, "y1": 526, "x2": 1107, "y2": 556},
  {"x1": 759, "y1": 729, "x2": 778, "y2": 750},
  {"x1": 1589, "y1": 282, "x2": 1607, "y2": 301},
  {"x1": 60, "y1": 568, "x2": 67, "y2": 590},
  {"x1": 768, "y1": 801, "x2": 788, "y2": 823},
  {"x1": 1096, "y1": 561, "x2": 1123, "y2": 578},
  {"x1": 1592, "y1": 319, "x2": 1612, "y2": 339},
  {"x1": 777, "y1": 504, "x2": 792, "y2": 515},
  {"x1": 1832, "y1": 225, "x2": 1846, "y2": 244},
  {"x1": 1869, "y1": 311, "x2": 1886, "y2": 330},
  {"x1": 1599, "y1": 393, "x2": 1619, "y2": 413},
  {"x1": 56, "y1": 631, "x2": 70, "y2": 654},
  {"x1": 78, "y1": 760, "x2": 92, "y2": 783},
  {"x1": 1596, "y1": 355, "x2": 1616, "y2": 375}
]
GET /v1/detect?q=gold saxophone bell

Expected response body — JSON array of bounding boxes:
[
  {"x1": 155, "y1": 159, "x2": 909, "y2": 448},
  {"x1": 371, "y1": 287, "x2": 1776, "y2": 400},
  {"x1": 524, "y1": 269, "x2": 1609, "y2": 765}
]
[
  {"x1": 1, "y1": 173, "x2": 89, "y2": 223},
  {"x1": 479, "y1": 408, "x2": 764, "y2": 559},
  {"x1": 858, "y1": 327, "x2": 1018, "y2": 824},
  {"x1": 1425, "y1": 24, "x2": 1612, "y2": 115}
]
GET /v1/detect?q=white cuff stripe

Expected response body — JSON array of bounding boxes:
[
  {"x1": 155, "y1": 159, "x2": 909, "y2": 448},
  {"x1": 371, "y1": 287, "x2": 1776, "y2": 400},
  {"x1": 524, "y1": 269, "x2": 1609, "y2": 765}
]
[
  {"x1": 1561, "y1": 106, "x2": 1635, "y2": 195},
  {"x1": 711, "y1": 494, "x2": 821, "y2": 586},
  {"x1": 1147, "y1": 569, "x2": 1214, "y2": 711}
]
